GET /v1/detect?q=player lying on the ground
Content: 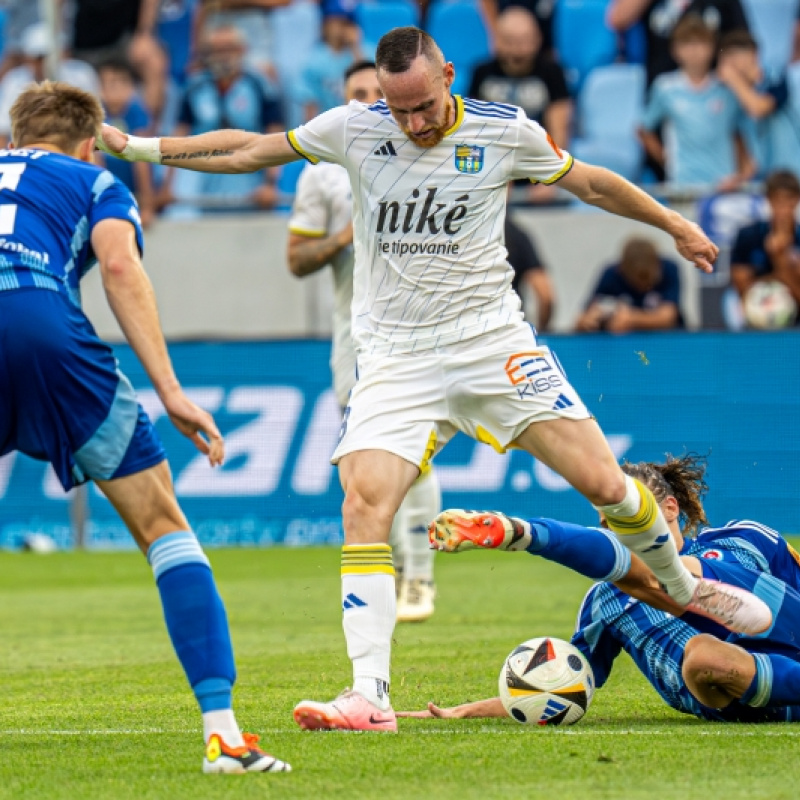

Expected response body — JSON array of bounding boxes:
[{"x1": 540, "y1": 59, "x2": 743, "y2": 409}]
[
  {"x1": 0, "y1": 82, "x2": 289, "y2": 773},
  {"x1": 409, "y1": 455, "x2": 800, "y2": 721},
  {"x1": 99, "y1": 25, "x2": 770, "y2": 734}
]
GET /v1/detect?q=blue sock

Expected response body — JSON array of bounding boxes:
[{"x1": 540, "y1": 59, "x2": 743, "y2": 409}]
[
  {"x1": 147, "y1": 531, "x2": 236, "y2": 712},
  {"x1": 741, "y1": 652, "x2": 800, "y2": 707},
  {"x1": 526, "y1": 518, "x2": 631, "y2": 582}
]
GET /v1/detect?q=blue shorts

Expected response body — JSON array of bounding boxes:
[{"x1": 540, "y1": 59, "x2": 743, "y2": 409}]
[{"x1": 0, "y1": 289, "x2": 166, "y2": 491}]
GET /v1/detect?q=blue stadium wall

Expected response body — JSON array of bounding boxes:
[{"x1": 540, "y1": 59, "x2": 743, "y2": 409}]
[{"x1": 2, "y1": 332, "x2": 798, "y2": 548}]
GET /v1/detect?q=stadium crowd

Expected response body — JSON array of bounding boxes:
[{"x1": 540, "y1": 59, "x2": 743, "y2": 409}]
[{"x1": 0, "y1": 0, "x2": 798, "y2": 329}]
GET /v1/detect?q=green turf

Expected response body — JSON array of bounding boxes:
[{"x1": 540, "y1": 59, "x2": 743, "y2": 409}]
[{"x1": 1, "y1": 546, "x2": 799, "y2": 800}]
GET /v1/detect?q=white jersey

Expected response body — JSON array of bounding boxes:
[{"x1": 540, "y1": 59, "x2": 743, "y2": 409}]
[
  {"x1": 288, "y1": 95, "x2": 572, "y2": 356},
  {"x1": 288, "y1": 162, "x2": 355, "y2": 406}
]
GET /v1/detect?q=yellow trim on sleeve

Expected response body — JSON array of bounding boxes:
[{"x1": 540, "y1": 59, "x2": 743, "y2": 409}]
[
  {"x1": 287, "y1": 130, "x2": 320, "y2": 164},
  {"x1": 444, "y1": 95, "x2": 465, "y2": 138},
  {"x1": 287, "y1": 226, "x2": 326, "y2": 237},
  {"x1": 530, "y1": 154, "x2": 574, "y2": 186}
]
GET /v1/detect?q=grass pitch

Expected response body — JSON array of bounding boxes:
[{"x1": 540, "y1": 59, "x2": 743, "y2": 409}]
[{"x1": 1, "y1": 546, "x2": 798, "y2": 800}]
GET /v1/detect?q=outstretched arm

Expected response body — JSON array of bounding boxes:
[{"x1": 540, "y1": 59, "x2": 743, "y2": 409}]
[
  {"x1": 397, "y1": 698, "x2": 507, "y2": 719},
  {"x1": 559, "y1": 160, "x2": 719, "y2": 273},
  {"x1": 92, "y1": 219, "x2": 224, "y2": 466},
  {"x1": 99, "y1": 124, "x2": 301, "y2": 173}
]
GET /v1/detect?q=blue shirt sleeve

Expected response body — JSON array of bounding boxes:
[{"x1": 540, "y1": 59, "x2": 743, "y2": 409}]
[
  {"x1": 730, "y1": 223, "x2": 762, "y2": 269},
  {"x1": 570, "y1": 584, "x2": 623, "y2": 690},
  {"x1": 88, "y1": 172, "x2": 145, "y2": 256},
  {"x1": 642, "y1": 77, "x2": 667, "y2": 131},
  {"x1": 587, "y1": 265, "x2": 620, "y2": 304},
  {"x1": 764, "y1": 75, "x2": 789, "y2": 111},
  {"x1": 126, "y1": 96, "x2": 152, "y2": 134},
  {"x1": 659, "y1": 259, "x2": 681, "y2": 304}
]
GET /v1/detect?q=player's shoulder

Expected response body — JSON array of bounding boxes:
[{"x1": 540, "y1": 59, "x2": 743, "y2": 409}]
[
  {"x1": 717, "y1": 519, "x2": 783, "y2": 543},
  {"x1": 461, "y1": 95, "x2": 520, "y2": 122},
  {"x1": 579, "y1": 580, "x2": 628, "y2": 620},
  {"x1": 652, "y1": 70, "x2": 684, "y2": 93}
]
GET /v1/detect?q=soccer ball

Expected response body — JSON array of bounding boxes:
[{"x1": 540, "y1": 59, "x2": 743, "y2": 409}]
[
  {"x1": 498, "y1": 637, "x2": 594, "y2": 726},
  {"x1": 743, "y1": 280, "x2": 797, "y2": 330}
]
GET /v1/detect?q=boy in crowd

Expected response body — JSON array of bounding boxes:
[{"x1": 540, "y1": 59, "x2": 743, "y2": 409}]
[
  {"x1": 718, "y1": 30, "x2": 800, "y2": 178},
  {"x1": 640, "y1": 14, "x2": 751, "y2": 191}
]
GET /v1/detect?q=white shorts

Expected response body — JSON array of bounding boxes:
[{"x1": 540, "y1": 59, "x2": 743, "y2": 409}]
[{"x1": 331, "y1": 324, "x2": 591, "y2": 470}]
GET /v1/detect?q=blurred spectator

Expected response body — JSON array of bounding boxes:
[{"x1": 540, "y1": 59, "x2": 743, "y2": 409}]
[
  {"x1": 479, "y1": 0, "x2": 556, "y2": 57},
  {"x1": 468, "y1": 6, "x2": 570, "y2": 149},
  {"x1": 68, "y1": 0, "x2": 168, "y2": 117},
  {"x1": 607, "y1": 0, "x2": 750, "y2": 86},
  {"x1": 0, "y1": 0, "x2": 42, "y2": 79},
  {"x1": 97, "y1": 58, "x2": 156, "y2": 227},
  {"x1": 0, "y1": 22, "x2": 99, "y2": 147},
  {"x1": 157, "y1": 0, "x2": 201, "y2": 88},
  {"x1": 296, "y1": 0, "x2": 376, "y2": 120},
  {"x1": 639, "y1": 14, "x2": 752, "y2": 191},
  {"x1": 575, "y1": 238, "x2": 684, "y2": 332},
  {"x1": 163, "y1": 24, "x2": 283, "y2": 215},
  {"x1": 730, "y1": 170, "x2": 800, "y2": 310},
  {"x1": 718, "y1": 30, "x2": 800, "y2": 177},
  {"x1": 505, "y1": 215, "x2": 554, "y2": 332},
  {"x1": 197, "y1": 0, "x2": 291, "y2": 78}
]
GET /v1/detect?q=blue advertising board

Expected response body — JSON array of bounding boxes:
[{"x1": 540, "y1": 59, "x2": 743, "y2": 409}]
[{"x1": 2, "y1": 333, "x2": 799, "y2": 548}]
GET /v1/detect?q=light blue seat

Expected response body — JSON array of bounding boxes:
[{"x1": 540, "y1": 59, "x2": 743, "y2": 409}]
[
  {"x1": 426, "y1": 1, "x2": 491, "y2": 97},
  {"x1": 570, "y1": 64, "x2": 645, "y2": 181},
  {"x1": 742, "y1": 0, "x2": 799, "y2": 75},
  {"x1": 553, "y1": 0, "x2": 619, "y2": 93},
  {"x1": 275, "y1": 159, "x2": 308, "y2": 210},
  {"x1": 357, "y1": 1, "x2": 420, "y2": 44}
]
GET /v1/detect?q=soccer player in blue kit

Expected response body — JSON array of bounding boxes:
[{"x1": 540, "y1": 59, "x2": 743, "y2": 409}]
[
  {"x1": 0, "y1": 82, "x2": 290, "y2": 774},
  {"x1": 416, "y1": 456, "x2": 800, "y2": 722}
]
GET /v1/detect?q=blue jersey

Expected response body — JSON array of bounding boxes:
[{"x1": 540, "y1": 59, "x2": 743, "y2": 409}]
[
  {"x1": 571, "y1": 518, "x2": 800, "y2": 722},
  {"x1": 683, "y1": 520, "x2": 800, "y2": 592},
  {"x1": 0, "y1": 147, "x2": 162, "y2": 491},
  {"x1": 0, "y1": 147, "x2": 143, "y2": 306}
]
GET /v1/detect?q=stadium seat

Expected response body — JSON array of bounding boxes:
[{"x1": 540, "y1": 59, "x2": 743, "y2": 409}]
[
  {"x1": 275, "y1": 159, "x2": 308, "y2": 210},
  {"x1": 742, "y1": 0, "x2": 798, "y2": 75},
  {"x1": 570, "y1": 64, "x2": 645, "y2": 181},
  {"x1": 553, "y1": 0, "x2": 619, "y2": 93},
  {"x1": 426, "y1": 1, "x2": 491, "y2": 96},
  {"x1": 357, "y1": 1, "x2": 420, "y2": 44}
]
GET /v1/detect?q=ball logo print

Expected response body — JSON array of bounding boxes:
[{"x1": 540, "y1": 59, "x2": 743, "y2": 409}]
[{"x1": 498, "y1": 637, "x2": 594, "y2": 725}]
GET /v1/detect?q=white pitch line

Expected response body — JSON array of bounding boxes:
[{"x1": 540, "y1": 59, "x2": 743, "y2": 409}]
[{"x1": 1, "y1": 728, "x2": 800, "y2": 737}]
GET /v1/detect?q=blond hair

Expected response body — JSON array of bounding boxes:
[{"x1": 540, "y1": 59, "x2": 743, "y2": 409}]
[{"x1": 10, "y1": 81, "x2": 103, "y2": 153}]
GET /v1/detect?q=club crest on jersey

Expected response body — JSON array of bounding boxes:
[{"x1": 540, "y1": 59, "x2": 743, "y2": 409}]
[
  {"x1": 701, "y1": 549, "x2": 722, "y2": 560},
  {"x1": 454, "y1": 144, "x2": 484, "y2": 174}
]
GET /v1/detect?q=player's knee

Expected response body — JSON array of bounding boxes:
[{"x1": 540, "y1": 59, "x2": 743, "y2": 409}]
[
  {"x1": 585, "y1": 469, "x2": 628, "y2": 507},
  {"x1": 682, "y1": 634, "x2": 722, "y2": 685},
  {"x1": 342, "y1": 485, "x2": 394, "y2": 530}
]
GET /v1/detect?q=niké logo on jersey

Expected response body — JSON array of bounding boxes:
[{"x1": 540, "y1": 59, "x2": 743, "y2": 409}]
[
  {"x1": 376, "y1": 188, "x2": 469, "y2": 234},
  {"x1": 373, "y1": 141, "x2": 397, "y2": 157}
]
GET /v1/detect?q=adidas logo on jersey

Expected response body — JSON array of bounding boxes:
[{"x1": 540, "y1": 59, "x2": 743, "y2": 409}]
[{"x1": 373, "y1": 141, "x2": 397, "y2": 157}]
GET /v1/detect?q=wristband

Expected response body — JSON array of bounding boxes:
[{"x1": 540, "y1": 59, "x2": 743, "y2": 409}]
[{"x1": 121, "y1": 135, "x2": 162, "y2": 164}]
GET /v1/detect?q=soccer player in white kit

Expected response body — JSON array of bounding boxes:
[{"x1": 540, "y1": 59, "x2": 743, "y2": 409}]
[
  {"x1": 287, "y1": 60, "x2": 441, "y2": 622},
  {"x1": 100, "y1": 26, "x2": 772, "y2": 734}
]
